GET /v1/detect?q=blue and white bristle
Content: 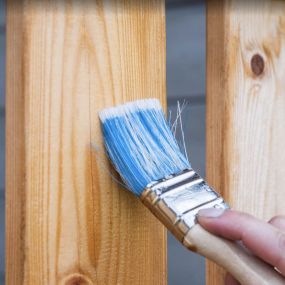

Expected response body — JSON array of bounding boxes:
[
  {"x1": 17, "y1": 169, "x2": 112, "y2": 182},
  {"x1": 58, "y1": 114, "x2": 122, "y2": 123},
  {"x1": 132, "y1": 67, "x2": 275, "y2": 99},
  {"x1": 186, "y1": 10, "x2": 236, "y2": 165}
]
[{"x1": 99, "y1": 99, "x2": 191, "y2": 196}]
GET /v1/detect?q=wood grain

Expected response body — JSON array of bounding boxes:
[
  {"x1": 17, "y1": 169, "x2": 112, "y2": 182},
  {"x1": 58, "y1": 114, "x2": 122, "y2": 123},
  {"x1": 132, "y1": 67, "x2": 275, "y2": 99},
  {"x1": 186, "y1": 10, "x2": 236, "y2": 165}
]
[
  {"x1": 206, "y1": 1, "x2": 285, "y2": 284},
  {"x1": 6, "y1": 1, "x2": 166, "y2": 284}
]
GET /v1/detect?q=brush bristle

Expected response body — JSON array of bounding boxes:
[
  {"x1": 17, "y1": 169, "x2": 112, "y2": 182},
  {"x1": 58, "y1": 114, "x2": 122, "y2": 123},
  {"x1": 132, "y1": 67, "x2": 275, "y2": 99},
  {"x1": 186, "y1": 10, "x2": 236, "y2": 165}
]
[{"x1": 99, "y1": 99, "x2": 191, "y2": 196}]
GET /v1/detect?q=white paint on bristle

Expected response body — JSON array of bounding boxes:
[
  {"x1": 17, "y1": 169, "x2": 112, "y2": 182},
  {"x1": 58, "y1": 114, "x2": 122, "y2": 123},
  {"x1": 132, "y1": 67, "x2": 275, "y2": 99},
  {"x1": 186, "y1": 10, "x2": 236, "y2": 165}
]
[{"x1": 99, "y1": 99, "x2": 161, "y2": 122}]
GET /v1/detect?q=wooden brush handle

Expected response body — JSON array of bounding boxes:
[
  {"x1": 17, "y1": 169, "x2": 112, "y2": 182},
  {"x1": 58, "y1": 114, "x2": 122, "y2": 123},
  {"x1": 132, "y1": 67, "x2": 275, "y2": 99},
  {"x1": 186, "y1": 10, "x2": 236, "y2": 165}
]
[{"x1": 184, "y1": 224, "x2": 285, "y2": 285}]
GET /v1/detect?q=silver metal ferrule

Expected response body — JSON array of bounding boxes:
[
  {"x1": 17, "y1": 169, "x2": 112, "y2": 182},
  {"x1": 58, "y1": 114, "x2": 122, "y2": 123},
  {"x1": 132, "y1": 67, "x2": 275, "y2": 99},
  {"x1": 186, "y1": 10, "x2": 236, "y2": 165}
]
[{"x1": 140, "y1": 169, "x2": 229, "y2": 249}]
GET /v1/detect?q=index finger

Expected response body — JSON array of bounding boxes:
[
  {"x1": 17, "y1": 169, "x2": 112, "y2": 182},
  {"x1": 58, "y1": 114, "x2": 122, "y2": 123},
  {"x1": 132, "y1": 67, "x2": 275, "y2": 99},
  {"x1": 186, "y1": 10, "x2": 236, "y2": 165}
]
[{"x1": 197, "y1": 209, "x2": 285, "y2": 275}]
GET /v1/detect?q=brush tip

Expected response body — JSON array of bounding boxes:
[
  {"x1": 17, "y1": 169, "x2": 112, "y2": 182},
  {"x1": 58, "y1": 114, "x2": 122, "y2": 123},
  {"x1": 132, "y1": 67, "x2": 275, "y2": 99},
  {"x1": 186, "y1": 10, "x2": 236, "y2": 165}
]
[
  {"x1": 99, "y1": 98, "x2": 190, "y2": 196},
  {"x1": 99, "y1": 99, "x2": 161, "y2": 122}
]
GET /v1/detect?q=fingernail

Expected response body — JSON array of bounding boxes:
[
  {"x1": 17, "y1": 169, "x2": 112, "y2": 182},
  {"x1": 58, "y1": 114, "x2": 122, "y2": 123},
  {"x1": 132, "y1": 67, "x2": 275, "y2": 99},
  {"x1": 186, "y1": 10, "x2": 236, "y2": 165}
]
[{"x1": 197, "y1": 208, "x2": 225, "y2": 218}]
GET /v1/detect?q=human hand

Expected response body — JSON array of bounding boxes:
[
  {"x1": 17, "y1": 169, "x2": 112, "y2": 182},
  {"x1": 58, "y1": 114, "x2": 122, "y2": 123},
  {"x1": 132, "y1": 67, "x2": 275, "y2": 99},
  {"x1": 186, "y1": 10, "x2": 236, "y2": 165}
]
[{"x1": 197, "y1": 208, "x2": 285, "y2": 285}]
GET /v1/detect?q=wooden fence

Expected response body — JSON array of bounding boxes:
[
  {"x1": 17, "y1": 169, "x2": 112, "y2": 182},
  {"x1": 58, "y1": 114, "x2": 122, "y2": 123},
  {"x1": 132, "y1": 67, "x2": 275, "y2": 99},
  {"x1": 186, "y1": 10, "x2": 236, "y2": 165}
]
[{"x1": 6, "y1": 0, "x2": 285, "y2": 284}]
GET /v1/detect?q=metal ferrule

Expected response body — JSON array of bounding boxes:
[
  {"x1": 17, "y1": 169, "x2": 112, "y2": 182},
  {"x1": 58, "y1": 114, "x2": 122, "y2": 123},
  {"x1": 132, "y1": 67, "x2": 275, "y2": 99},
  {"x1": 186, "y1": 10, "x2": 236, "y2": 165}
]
[{"x1": 140, "y1": 169, "x2": 229, "y2": 249}]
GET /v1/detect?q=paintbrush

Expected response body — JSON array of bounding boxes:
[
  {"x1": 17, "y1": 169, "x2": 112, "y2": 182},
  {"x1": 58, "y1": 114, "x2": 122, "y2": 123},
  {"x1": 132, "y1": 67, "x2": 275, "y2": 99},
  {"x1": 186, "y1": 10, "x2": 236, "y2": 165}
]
[{"x1": 99, "y1": 99, "x2": 285, "y2": 285}]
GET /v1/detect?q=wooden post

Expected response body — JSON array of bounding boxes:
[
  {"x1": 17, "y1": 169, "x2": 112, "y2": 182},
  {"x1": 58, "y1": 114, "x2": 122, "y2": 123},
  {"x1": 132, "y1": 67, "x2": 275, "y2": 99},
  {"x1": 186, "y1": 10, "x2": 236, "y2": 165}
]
[
  {"x1": 206, "y1": 1, "x2": 285, "y2": 284},
  {"x1": 6, "y1": 1, "x2": 166, "y2": 284}
]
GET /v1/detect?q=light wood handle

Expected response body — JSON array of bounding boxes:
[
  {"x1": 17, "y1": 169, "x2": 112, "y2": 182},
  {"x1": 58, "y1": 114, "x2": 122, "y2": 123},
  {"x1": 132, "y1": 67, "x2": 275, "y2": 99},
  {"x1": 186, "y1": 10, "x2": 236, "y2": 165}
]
[{"x1": 184, "y1": 224, "x2": 285, "y2": 285}]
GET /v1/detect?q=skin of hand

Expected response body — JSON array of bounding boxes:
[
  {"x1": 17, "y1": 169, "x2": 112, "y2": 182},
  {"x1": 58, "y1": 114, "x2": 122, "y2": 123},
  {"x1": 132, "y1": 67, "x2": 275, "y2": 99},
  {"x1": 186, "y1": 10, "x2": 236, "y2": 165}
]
[{"x1": 197, "y1": 208, "x2": 285, "y2": 285}]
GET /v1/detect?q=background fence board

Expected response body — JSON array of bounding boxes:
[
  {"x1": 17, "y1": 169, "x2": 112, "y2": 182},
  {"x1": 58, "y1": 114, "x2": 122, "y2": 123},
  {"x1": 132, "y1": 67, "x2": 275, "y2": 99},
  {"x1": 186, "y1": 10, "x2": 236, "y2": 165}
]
[{"x1": 206, "y1": 1, "x2": 285, "y2": 284}]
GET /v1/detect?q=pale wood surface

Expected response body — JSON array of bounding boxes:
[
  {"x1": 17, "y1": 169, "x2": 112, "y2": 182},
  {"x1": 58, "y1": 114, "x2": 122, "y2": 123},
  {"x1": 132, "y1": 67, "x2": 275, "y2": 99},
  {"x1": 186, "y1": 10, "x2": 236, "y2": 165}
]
[
  {"x1": 6, "y1": 1, "x2": 166, "y2": 284},
  {"x1": 206, "y1": 1, "x2": 285, "y2": 284}
]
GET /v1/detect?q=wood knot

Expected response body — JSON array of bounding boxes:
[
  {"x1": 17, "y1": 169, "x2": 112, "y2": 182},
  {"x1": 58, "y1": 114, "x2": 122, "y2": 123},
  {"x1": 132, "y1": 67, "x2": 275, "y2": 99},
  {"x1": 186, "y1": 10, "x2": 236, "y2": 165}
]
[
  {"x1": 61, "y1": 273, "x2": 93, "y2": 285},
  {"x1": 251, "y1": 54, "x2": 264, "y2": 76}
]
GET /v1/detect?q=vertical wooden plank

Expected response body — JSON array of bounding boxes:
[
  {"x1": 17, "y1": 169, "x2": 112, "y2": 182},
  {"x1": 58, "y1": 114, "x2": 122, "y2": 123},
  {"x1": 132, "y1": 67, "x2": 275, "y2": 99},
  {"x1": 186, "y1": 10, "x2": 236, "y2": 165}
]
[
  {"x1": 206, "y1": 1, "x2": 285, "y2": 284},
  {"x1": 6, "y1": 1, "x2": 167, "y2": 284},
  {"x1": 6, "y1": 2, "x2": 25, "y2": 284}
]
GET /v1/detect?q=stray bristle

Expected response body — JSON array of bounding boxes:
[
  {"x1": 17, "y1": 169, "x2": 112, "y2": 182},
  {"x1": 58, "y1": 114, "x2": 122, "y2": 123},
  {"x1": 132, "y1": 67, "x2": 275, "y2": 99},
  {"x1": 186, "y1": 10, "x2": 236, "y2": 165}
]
[{"x1": 99, "y1": 99, "x2": 191, "y2": 196}]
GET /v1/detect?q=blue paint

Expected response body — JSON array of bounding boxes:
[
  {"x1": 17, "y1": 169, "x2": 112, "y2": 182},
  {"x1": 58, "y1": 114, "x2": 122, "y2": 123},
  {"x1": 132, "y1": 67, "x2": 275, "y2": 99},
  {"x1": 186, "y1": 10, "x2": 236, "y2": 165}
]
[{"x1": 99, "y1": 99, "x2": 191, "y2": 196}]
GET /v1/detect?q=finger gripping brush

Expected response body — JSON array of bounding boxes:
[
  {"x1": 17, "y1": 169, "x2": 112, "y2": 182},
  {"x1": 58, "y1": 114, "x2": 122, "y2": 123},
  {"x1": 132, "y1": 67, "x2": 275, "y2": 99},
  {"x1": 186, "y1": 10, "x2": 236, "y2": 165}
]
[{"x1": 99, "y1": 99, "x2": 285, "y2": 285}]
